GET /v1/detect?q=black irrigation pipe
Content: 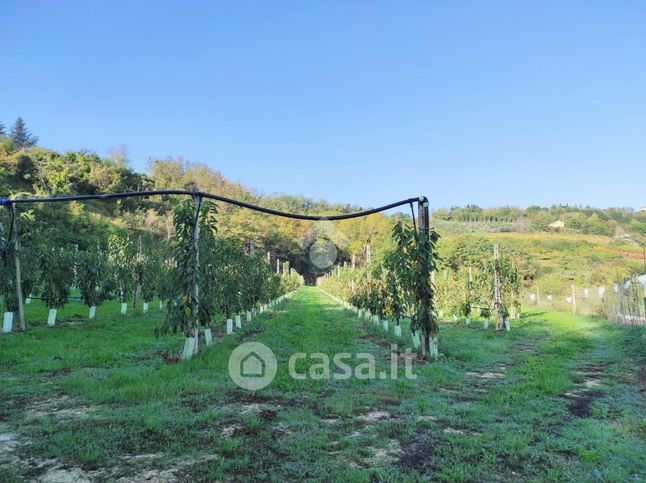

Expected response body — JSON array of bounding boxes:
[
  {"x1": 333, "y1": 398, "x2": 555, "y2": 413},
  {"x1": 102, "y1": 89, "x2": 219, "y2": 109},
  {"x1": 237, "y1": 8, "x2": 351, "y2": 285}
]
[
  {"x1": 0, "y1": 190, "x2": 425, "y2": 221},
  {"x1": 25, "y1": 295, "x2": 83, "y2": 301}
]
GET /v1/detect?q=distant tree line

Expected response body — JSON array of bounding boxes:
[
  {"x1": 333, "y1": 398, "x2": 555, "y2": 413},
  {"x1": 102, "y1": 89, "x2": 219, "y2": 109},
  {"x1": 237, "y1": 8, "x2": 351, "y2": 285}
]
[{"x1": 433, "y1": 204, "x2": 646, "y2": 237}]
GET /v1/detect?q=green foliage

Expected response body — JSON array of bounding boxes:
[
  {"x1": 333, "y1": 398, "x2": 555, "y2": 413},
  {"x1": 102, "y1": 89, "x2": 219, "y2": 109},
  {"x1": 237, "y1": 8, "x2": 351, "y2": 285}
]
[
  {"x1": 163, "y1": 198, "x2": 205, "y2": 336},
  {"x1": 107, "y1": 233, "x2": 135, "y2": 303},
  {"x1": 0, "y1": 207, "x2": 41, "y2": 312},
  {"x1": 77, "y1": 246, "x2": 112, "y2": 308},
  {"x1": 8, "y1": 117, "x2": 38, "y2": 150},
  {"x1": 323, "y1": 219, "x2": 440, "y2": 348},
  {"x1": 134, "y1": 234, "x2": 164, "y2": 303},
  {"x1": 39, "y1": 246, "x2": 75, "y2": 310}
]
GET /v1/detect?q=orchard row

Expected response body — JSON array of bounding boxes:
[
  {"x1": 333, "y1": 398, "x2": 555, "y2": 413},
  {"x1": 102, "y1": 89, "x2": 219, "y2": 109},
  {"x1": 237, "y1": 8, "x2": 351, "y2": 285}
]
[
  {"x1": 1, "y1": 199, "x2": 301, "y2": 358},
  {"x1": 319, "y1": 221, "x2": 521, "y2": 357}
]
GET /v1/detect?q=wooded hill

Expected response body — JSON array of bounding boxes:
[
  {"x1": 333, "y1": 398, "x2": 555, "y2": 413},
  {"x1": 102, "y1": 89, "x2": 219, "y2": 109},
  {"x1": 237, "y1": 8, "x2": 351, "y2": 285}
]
[{"x1": 0, "y1": 120, "x2": 643, "y2": 291}]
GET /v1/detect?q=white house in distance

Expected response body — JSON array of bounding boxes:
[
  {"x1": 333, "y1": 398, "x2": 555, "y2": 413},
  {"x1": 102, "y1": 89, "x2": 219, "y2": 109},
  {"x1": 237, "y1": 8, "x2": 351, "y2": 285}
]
[
  {"x1": 548, "y1": 220, "x2": 565, "y2": 229},
  {"x1": 638, "y1": 207, "x2": 646, "y2": 213}
]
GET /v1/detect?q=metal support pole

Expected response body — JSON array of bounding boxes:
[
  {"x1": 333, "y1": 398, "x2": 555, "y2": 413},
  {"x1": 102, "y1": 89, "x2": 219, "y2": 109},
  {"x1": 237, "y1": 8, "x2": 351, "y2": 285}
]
[{"x1": 418, "y1": 196, "x2": 431, "y2": 355}]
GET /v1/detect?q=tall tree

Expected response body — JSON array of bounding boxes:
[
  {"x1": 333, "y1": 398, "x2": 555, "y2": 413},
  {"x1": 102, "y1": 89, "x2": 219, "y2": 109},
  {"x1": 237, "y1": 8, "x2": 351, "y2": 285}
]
[
  {"x1": 0, "y1": 121, "x2": 6, "y2": 136},
  {"x1": 9, "y1": 117, "x2": 38, "y2": 149}
]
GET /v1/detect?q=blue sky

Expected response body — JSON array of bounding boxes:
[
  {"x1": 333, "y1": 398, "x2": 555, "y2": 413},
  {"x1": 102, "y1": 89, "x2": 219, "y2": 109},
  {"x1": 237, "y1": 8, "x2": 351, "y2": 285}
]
[{"x1": 1, "y1": 1, "x2": 645, "y2": 210}]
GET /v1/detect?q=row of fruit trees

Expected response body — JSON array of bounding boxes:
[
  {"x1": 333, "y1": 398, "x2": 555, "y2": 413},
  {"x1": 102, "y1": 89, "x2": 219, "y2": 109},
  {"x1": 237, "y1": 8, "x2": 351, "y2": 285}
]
[
  {"x1": 320, "y1": 221, "x2": 521, "y2": 358},
  {"x1": 1, "y1": 198, "x2": 301, "y2": 358}
]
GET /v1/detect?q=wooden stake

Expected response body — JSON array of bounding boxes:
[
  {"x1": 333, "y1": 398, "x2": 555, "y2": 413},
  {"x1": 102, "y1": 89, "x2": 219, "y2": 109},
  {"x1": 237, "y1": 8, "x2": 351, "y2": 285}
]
[
  {"x1": 493, "y1": 244, "x2": 505, "y2": 331},
  {"x1": 10, "y1": 205, "x2": 25, "y2": 331},
  {"x1": 571, "y1": 283, "x2": 576, "y2": 315},
  {"x1": 134, "y1": 234, "x2": 143, "y2": 312},
  {"x1": 191, "y1": 194, "x2": 202, "y2": 355}
]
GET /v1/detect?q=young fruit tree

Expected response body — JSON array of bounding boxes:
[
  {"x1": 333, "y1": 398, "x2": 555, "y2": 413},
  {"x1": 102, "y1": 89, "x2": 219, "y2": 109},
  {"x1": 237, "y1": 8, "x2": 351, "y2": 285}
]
[
  {"x1": 158, "y1": 197, "x2": 217, "y2": 359},
  {"x1": 134, "y1": 233, "x2": 163, "y2": 314},
  {"x1": 390, "y1": 219, "x2": 440, "y2": 357},
  {"x1": 107, "y1": 233, "x2": 135, "y2": 316},
  {"x1": 195, "y1": 203, "x2": 219, "y2": 346},
  {"x1": 0, "y1": 208, "x2": 40, "y2": 332},
  {"x1": 383, "y1": 237, "x2": 408, "y2": 338},
  {"x1": 39, "y1": 246, "x2": 76, "y2": 326},
  {"x1": 475, "y1": 244, "x2": 521, "y2": 331},
  {"x1": 77, "y1": 246, "x2": 113, "y2": 319}
]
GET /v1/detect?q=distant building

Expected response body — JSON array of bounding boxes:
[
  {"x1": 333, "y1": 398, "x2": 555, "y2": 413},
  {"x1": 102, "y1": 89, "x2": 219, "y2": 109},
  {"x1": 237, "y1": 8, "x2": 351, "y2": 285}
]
[
  {"x1": 638, "y1": 207, "x2": 646, "y2": 213},
  {"x1": 548, "y1": 220, "x2": 565, "y2": 229}
]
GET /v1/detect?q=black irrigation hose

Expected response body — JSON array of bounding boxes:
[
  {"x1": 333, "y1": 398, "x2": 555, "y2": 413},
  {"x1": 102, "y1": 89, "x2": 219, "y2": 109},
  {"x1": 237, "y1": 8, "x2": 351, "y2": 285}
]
[{"x1": 0, "y1": 190, "x2": 425, "y2": 221}]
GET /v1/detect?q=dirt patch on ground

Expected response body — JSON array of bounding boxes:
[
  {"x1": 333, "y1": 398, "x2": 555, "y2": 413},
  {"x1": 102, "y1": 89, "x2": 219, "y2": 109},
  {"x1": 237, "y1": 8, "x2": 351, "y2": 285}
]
[
  {"x1": 397, "y1": 431, "x2": 447, "y2": 472},
  {"x1": 562, "y1": 363, "x2": 606, "y2": 418},
  {"x1": 363, "y1": 439, "x2": 403, "y2": 466},
  {"x1": 564, "y1": 390, "x2": 604, "y2": 417},
  {"x1": 465, "y1": 370, "x2": 506, "y2": 379},
  {"x1": 357, "y1": 410, "x2": 391, "y2": 422},
  {"x1": 22, "y1": 395, "x2": 97, "y2": 422}
]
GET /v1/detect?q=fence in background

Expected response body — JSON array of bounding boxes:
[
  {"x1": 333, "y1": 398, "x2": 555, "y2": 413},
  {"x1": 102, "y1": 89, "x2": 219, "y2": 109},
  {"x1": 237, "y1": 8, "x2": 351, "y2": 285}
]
[{"x1": 525, "y1": 275, "x2": 646, "y2": 325}]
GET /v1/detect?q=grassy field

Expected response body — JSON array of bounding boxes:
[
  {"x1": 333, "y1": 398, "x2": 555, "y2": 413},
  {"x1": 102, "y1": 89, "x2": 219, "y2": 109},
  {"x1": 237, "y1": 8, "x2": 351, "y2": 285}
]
[{"x1": 1, "y1": 287, "x2": 645, "y2": 482}]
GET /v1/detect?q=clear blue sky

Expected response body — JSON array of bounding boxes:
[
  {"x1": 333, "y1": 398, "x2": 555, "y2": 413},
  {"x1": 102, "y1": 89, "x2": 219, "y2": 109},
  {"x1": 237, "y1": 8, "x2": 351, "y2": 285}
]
[{"x1": 1, "y1": 1, "x2": 645, "y2": 210}]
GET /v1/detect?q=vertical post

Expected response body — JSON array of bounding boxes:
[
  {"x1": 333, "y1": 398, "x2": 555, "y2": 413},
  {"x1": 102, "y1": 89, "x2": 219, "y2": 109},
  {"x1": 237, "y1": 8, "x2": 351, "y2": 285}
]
[
  {"x1": 351, "y1": 253, "x2": 356, "y2": 269},
  {"x1": 536, "y1": 286, "x2": 541, "y2": 306},
  {"x1": 618, "y1": 279, "x2": 626, "y2": 324},
  {"x1": 191, "y1": 194, "x2": 201, "y2": 355},
  {"x1": 493, "y1": 244, "x2": 505, "y2": 331},
  {"x1": 10, "y1": 204, "x2": 25, "y2": 331},
  {"x1": 134, "y1": 234, "x2": 143, "y2": 312},
  {"x1": 418, "y1": 196, "x2": 435, "y2": 356},
  {"x1": 571, "y1": 283, "x2": 577, "y2": 315}
]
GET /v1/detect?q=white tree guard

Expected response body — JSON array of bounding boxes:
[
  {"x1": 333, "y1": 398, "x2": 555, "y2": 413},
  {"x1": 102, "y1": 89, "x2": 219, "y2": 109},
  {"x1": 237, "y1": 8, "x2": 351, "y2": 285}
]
[
  {"x1": 2, "y1": 312, "x2": 13, "y2": 333},
  {"x1": 89, "y1": 306, "x2": 96, "y2": 320},
  {"x1": 394, "y1": 325, "x2": 402, "y2": 337},
  {"x1": 226, "y1": 319, "x2": 233, "y2": 334},
  {"x1": 182, "y1": 337, "x2": 196, "y2": 360},
  {"x1": 120, "y1": 303, "x2": 127, "y2": 315},
  {"x1": 47, "y1": 309, "x2": 57, "y2": 327},
  {"x1": 143, "y1": 302, "x2": 149, "y2": 314},
  {"x1": 235, "y1": 314, "x2": 242, "y2": 329},
  {"x1": 429, "y1": 336, "x2": 439, "y2": 358},
  {"x1": 205, "y1": 328, "x2": 213, "y2": 346}
]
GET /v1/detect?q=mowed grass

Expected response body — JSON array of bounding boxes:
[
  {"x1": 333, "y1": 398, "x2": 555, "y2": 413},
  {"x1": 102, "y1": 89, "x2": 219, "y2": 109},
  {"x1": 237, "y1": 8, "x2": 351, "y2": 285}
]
[{"x1": 0, "y1": 288, "x2": 645, "y2": 481}]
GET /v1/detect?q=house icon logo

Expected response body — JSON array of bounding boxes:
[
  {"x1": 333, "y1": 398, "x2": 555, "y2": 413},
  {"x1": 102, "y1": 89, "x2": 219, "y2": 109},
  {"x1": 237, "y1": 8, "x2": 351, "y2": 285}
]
[
  {"x1": 228, "y1": 342, "x2": 277, "y2": 390},
  {"x1": 240, "y1": 352, "x2": 265, "y2": 378}
]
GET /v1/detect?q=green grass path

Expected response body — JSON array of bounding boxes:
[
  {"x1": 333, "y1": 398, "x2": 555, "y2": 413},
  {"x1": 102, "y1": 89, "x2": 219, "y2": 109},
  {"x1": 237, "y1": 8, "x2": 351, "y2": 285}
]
[{"x1": 0, "y1": 287, "x2": 645, "y2": 481}]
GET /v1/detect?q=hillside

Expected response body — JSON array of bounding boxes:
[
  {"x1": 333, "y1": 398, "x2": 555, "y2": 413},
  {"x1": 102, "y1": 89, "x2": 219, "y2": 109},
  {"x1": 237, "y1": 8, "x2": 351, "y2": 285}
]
[{"x1": 1, "y1": 136, "x2": 644, "y2": 293}]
